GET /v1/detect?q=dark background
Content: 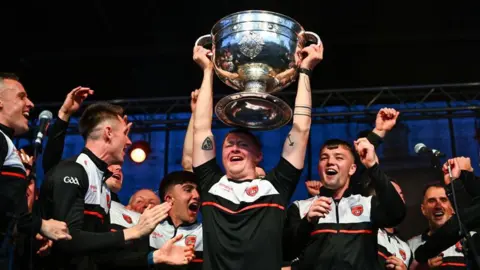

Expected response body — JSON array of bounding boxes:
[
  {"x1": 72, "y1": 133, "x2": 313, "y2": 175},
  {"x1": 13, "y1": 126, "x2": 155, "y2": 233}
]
[
  {"x1": 5, "y1": 1, "x2": 480, "y2": 240},
  {"x1": 2, "y1": 0, "x2": 480, "y2": 107}
]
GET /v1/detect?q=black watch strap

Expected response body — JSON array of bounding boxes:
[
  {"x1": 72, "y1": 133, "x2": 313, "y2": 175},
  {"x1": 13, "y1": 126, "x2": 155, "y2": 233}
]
[{"x1": 298, "y1": 68, "x2": 312, "y2": 76}]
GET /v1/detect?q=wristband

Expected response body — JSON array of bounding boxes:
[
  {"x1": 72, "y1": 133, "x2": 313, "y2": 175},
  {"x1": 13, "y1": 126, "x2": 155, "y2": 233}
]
[
  {"x1": 298, "y1": 68, "x2": 312, "y2": 77},
  {"x1": 147, "y1": 251, "x2": 155, "y2": 265}
]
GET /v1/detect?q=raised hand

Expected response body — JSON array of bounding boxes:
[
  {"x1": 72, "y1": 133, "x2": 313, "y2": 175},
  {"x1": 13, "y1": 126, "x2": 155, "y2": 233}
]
[
  {"x1": 375, "y1": 108, "x2": 400, "y2": 133},
  {"x1": 59, "y1": 86, "x2": 94, "y2": 121},
  {"x1": 354, "y1": 138, "x2": 377, "y2": 168},
  {"x1": 299, "y1": 43, "x2": 324, "y2": 71},
  {"x1": 40, "y1": 219, "x2": 72, "y2": 241},
  {"x1": 305, "y1": 180, "x2": 322, "y2": 197},
  {"x1": 193, "y1": 46, "x2": 213, "y2": 71}
]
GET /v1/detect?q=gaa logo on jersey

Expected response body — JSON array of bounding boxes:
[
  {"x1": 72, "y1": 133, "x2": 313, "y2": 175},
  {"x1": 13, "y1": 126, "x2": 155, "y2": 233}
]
[
  {"x1": 245, "y1": 185, "x2": 259, "y2": 196},
  {"x1": 122, "y1": 214, "x2": 133, "y2": 224},
  {"x1": 185, "y1": 235, "x2": 197, "y2": 246},
  {"x1": 351, "y1": 205, "x2": 363, "y2": 216},
  {"x1": 399, "y1": 249, "x2": 406, "y2": 261}
]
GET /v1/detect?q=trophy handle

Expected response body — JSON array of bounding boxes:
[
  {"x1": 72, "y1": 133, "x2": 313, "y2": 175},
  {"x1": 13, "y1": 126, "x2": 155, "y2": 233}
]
[
  {"x1": 304, "y1": 31, "x2": 322, "y2": 45},
  {"x1": 195, "y1": 34, "x2": 213, "y2": 57},
  {"x1": 195, "y1": 34, "x2": 212, "y2": 47}
]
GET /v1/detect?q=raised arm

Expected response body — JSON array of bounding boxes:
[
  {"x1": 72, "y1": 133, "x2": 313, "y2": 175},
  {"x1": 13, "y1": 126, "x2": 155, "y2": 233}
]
[
  {"x1": 354, "y1": 138, "x2": 406, "y2": 227},
  {"x1": 182, "y1": 90, "x2": 199, "y2": 172},
  {"x1": 43, "y1": 87, "x2": 93, "y2": 173},
  {"x1": 281, "y1": 43, "x2": 324, "y2": 169},
  {"x1": 192, "y1": 46, "x2": 216, "y2": 167}
]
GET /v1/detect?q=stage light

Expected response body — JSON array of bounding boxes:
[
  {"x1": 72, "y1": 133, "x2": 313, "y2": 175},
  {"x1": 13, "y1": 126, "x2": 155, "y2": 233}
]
[{"x1": 128, "y1": 141, "x2": 151, "y2": 164}]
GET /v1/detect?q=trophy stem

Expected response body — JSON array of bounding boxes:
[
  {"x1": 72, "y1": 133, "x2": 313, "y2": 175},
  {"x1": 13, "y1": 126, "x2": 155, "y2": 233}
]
[{"x1": 244, "y1": 81, "x2": 267, "y2": 93}]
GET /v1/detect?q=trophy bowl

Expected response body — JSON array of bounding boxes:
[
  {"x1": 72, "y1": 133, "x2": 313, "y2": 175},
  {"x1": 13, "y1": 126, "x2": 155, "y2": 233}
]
[{"x1": 195, "y1": 10, "x2": 321, "y2": 130}]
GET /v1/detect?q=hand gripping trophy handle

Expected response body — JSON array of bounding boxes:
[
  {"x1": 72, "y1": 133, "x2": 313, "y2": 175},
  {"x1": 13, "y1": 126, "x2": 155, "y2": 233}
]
[
  {"x1": 304, "y1": 31, "x2": 322, "y2": 46},
  {"x1": 194, "y1": 34, "x2": 213, "y2": 57}
]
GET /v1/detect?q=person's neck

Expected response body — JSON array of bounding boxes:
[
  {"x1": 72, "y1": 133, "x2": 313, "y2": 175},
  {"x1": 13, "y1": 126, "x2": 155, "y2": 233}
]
[
  {"x1": 169, "y1": 211, "x2": 183, "y2": 228},
  {"x1": 227, "y1": 170, "x2": 257, "y2": 181},
  {"x1": 385, "y1": 227, "x2": 395, "y2": 234},
  {"x1": 332, "y1": 180, "x2": 350, "y2": 200},
  {"x1": 85, "y1": 141, "x2": 111, "y2": 164}
]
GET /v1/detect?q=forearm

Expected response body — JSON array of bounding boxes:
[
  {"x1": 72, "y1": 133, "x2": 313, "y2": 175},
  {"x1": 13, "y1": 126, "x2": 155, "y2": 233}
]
[
  {"x1": 369, "y1": 164, "x2": 406, "y2": 227},
  {"x1": 193, "y1": 69, "x2": 214, "y2": 132},
  {"x1": 182, "y1": 115, "x2": 195, "y2": 172},
  {"x1": 56, "y1": 229, "x2": 126, "y2": 253},
  {"x1": 292, "y1": 74, "x2": 312, "y2": 132},
  {"x1": 43, "y1": 118, "x2": 69, "y2": 173},
  {"x1": 283, "y1": 217, "x2": 314, "y2": 261}
]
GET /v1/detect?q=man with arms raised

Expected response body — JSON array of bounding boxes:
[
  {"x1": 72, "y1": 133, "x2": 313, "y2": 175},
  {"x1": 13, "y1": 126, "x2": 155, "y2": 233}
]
[
  {"x1": 284, "y1": 138, "x2": 406, "y2": 269},
  {"x1": 191, "y1": 41, "x2": 323, "y2": 270}
]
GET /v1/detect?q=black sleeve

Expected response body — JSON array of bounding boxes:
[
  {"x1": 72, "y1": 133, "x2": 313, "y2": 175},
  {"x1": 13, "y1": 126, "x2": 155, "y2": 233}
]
[
  {"x1": 192, "y1": 158, "x2": 224, "y2": 192},
  {"x1": 351, "y1": 132, "x2": 383, "y2": 194},
  {"x1": 15, "y1": 193, "x2": 42, "y2": 236},
  {"x1": 42, "y1": 162, "x2": 126, "y2": 253},
  {"x1": 268, "y1": 158, "x2": 303, "y2": 202},
  {"x1": 283, "y1": 203, "x2": 314, "y2": 261},
  {"x1": 369, "y1": 164, "x2": 406, "y2": 228},
  {"x1": 93, "y1": 248, "x2": 149, "y2": 268},
  {"x1": 0, "y1": 133, "x2": 7, "y2": 166},
  {"x1": 42, "y1": 118, "x2": 69, "y2": 173}
]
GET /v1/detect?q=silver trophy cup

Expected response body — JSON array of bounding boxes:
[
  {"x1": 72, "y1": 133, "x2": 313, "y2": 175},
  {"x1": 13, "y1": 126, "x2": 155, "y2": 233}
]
[{"x1": 195, "y1": 10, "x2": 321, "y2": 130}]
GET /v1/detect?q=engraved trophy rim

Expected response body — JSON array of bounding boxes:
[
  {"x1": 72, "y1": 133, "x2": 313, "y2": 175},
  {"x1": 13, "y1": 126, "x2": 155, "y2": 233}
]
[{"x1": 210, "y1": 10, "x2": 305, "y2": 36}]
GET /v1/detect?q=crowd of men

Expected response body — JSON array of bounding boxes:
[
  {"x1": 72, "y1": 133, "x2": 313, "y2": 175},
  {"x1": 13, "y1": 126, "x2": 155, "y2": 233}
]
[{"x1": 1, "y1": 41, "x2": 479, "y2": 270}]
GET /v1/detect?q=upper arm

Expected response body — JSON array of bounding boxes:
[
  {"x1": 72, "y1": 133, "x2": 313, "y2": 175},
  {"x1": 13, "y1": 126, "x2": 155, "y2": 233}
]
[
  {"x1": 0, "y1": 134, "x2": 7, "y2": 166},
  {"x1": 192, "y1": 130, "x2": 216, "y2": 168},
  {"x1": 281, "y1": 125, "x2": 310, "y2": 170},
  {"x1": 50, "y1": 163, "x2": 89, "y2": 229}
]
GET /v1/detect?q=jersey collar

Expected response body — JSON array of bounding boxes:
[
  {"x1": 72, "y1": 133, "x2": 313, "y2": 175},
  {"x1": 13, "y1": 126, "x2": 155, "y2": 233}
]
[
  {"x1": 0, "y1": 123, "x2": 14, "y2": 139},
  {"x1": 82, "y1": 147, "x2": 109, "y2": 173}
]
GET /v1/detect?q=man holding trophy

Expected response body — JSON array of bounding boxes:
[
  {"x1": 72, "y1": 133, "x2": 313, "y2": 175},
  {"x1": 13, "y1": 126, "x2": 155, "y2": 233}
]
[{"x1": 191, "y1": 10, "x2": 323, "y2": 270}]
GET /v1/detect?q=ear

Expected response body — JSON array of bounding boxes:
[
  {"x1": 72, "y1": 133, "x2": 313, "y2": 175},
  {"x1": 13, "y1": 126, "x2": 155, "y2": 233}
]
[
  {"x1": 348, "y1": 163, "x2": 357, "y2": 176},
  {"x1": 104, "y1": 125, "x2": 113, "y2": 142},
  {"x1": 420, "y1": 203, "x2": 426, "y2": 216},
  {"x1": 255, "y1": 152, "x2": 263, "y2": 165},
  {"x1": 164, "y1": 192, "x2": 173, "y2": 203}
]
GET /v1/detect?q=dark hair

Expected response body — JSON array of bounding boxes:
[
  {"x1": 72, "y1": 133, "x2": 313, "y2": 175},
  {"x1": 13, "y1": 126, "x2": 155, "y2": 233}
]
[
  {"x1": 158, "y1": 171, "x2": 197, "y2": 202},
  {"x1": 79, "y1": 102, "x2": 124, "y2": 140},
  {"x1": 225, "y1": 128, "x2": 262, "y2": 151},
  {"x1": 320, "y1": 139, "x2": 355, "y2": 159},
  {"x1": 0, "y1": 72, "x2": 20, "y2": 82},
  {"x1": 422, "y1": 182, "x2": 445, "y2": 199}
]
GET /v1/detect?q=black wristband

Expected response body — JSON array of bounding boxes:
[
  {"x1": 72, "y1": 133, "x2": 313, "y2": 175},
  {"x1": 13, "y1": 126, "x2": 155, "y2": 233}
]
[{"x1": 298, "y1": 68, "x2": 312, "y2": 77}]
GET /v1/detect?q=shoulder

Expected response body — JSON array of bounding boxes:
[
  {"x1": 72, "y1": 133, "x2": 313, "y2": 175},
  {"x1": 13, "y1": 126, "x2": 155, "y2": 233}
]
[{"x1": 47, "y1": 158, "x2": 89, "y2": 185}]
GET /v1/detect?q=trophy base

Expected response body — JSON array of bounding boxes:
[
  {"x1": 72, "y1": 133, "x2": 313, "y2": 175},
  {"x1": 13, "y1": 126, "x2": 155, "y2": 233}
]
[{"x1": 215, "y1": 92, "x2": 292, "y2": 130}]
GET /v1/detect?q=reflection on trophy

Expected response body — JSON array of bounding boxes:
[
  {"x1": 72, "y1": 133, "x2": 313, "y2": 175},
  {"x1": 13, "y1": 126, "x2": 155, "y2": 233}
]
[{"x1": 195, "y1": 10, "x2": 321, "y2": 130}]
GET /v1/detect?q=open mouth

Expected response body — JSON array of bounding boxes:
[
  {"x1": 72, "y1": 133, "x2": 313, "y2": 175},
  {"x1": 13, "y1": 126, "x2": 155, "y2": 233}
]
[
  {"x1": 188, "y1": 202, "x2": 200, "y2": 212},
  {"x1": 433, "y1": 210, "x2": 445, "y2": 218},
  {"x1": 325, "y1": 168, "x2": 338, "y2": 176},
  {"x1": 22, "y1": 112, "x2": 29, "y2": 120},
  {"x1": 229, "y1": 156, "x2": 244, "y2": 162},
  {"x1": 112, "y1": 174, "x2": 121, "y2": 181}
]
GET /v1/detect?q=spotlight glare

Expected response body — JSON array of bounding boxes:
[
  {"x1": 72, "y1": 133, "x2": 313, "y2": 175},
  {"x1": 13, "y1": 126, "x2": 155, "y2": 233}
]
[{"x1": 128, "y1": 141, "x2": 151, "y2": 164}]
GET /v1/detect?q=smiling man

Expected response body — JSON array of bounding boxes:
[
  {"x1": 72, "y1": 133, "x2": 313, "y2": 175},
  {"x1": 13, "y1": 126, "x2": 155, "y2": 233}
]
[
  {"x1": 191, "y1": 40, "x2": 323, "y2": 270},
  {"x1": 408, "y1": 184, "x2": 466, "y2": 269}
]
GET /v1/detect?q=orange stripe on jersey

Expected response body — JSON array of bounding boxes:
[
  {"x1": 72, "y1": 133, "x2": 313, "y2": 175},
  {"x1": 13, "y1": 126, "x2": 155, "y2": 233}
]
[
  {"x1": 202, "y1": 202, "x2": 285, "y2": 214},
  {"x1": 311, "y1": 229, "x2": 373, "y2": 236},
  {"x1": 1, "y1": 171, "x2": 26, "y2": 179},
  {"x1": 378, "y1": 251, "x2": 388, "y2": 260},
  {"x1": 441, "y1": 262, "x2": 467, "y2": 267},
  {"x1": 192, "y1": 259, "x2": 203, "y2": 263},
  {"x1": 84, "y1": 210, "x2": 104, "y2": 223}
]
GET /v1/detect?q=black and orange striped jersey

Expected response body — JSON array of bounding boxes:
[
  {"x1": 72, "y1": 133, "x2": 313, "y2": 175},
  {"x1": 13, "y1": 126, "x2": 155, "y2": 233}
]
[
  {"x1": 193, "y1": 157, "x2": 302, "y2": 270},
  {"x1": 284, "y1": 164, "x2": 406, "y2": 270}
]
